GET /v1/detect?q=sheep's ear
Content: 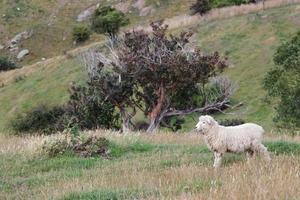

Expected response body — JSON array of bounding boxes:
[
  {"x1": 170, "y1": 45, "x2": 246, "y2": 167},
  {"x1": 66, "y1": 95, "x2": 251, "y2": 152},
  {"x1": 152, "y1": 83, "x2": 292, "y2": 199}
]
[{"x1": 207, "y1": 116, "x2": 214, "y2": 125}]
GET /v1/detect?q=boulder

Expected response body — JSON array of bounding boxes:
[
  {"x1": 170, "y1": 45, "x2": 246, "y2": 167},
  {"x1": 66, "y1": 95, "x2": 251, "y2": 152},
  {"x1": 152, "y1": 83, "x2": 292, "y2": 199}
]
[{"x1": 17, "y1": 49, "x2": 29, "y2": 60}]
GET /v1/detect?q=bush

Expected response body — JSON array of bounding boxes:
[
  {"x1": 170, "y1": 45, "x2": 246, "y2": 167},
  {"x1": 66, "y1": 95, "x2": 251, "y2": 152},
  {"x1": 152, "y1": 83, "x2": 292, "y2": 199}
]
[
  {"x1": 9, "y1": 83, "x2": 120, "y2": 135},
  {"x1": 0, "y1": 57, "x2": 17, "y2": 71},
  {"x1": 61, "y1": 83, "x2": 120, "y2": 131},
  {"x1": 219, "y1": 118, "x2": 245, "y2": 126},
  {"x1": 10, "y1": 105, "x2": 64, "y2": 135},
  {"x1": 41, "y1": 133, "x2": 111, "y2": 158},
  {"x1": 72, "y1": 25, "x2": 91, "y2": 43},
  {"x1": 91, "y1": 6, "x2": 129, "y2": 37},
  {"x1": 190, "y1": 0, "x2": 212, "y2": 15}
]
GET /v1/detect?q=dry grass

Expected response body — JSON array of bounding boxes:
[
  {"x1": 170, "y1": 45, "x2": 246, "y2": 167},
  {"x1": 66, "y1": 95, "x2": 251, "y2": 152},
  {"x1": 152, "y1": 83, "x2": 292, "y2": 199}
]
[{"x1": 1, "y1": 131, "x2": 300, "y2": 199}]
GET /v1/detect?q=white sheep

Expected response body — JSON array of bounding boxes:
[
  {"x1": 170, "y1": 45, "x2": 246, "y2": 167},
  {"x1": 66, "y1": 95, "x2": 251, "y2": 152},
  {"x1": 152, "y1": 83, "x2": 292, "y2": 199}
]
[{"x1": 195, "y1": 115, "x2": 271, "y2": 168}]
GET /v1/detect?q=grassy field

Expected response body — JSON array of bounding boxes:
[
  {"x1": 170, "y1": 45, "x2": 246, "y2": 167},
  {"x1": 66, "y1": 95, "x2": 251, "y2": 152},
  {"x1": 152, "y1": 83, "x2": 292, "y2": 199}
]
[{"x1": 1, "y1": 131, "x2": 300, "y2": 199}]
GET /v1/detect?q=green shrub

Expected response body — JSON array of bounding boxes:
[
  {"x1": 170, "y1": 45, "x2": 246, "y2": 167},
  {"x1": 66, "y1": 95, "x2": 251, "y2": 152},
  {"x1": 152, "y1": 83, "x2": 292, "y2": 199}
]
[
  {"x1": 219, "y1": 118, "x2": 245, "y2": 126},
  {"x1": 72, "y1": 25, "x2": 91, "y2": 43},
  {"x1": 91, "y1": 6, "x2": 129, "y2": 37},
  {"x1": 41, "y1": 133, "x2": 111, "y2": 158},
  {"x1": 0, "y1": 57, "x2": 17, "y2": 71},
  {"x1": 10, "y1": 105, "x2": 64, "y2": 135},
  {"x1": 9, "y1": 83, "x2": 119, "y2": 135}
]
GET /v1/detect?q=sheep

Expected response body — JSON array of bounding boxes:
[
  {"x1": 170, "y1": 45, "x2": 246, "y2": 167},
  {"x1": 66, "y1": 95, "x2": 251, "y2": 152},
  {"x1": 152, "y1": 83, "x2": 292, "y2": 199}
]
[{"x1": 195, "y1": 115, "x2": 271, "y2": 168}]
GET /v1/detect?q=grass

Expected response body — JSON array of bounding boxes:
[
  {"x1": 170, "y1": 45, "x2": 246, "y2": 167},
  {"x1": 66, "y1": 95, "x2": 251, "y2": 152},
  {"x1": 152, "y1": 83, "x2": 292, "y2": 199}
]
[{"x1": 1, "y1": 131, "x2": 300, "y2": 199}]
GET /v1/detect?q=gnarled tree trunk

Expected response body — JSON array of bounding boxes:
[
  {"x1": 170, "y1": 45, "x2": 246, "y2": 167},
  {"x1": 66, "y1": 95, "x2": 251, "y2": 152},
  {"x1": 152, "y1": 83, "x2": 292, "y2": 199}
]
[{"x1": 146, "y1": 85, "x2": 166, "y2": 133}]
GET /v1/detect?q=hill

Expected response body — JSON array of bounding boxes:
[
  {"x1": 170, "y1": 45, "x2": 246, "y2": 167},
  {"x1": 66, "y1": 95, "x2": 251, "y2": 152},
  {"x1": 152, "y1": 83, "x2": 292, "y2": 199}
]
[{"x1": 1, "y1": 2, "x2": 300, "y2": 133}]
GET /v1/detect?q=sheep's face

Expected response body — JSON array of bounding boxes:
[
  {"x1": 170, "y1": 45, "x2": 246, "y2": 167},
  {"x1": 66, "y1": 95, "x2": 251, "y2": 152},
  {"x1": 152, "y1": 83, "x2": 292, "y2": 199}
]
[{"x1": 195, "y1": 115, "x2": 216, "y2": 134}]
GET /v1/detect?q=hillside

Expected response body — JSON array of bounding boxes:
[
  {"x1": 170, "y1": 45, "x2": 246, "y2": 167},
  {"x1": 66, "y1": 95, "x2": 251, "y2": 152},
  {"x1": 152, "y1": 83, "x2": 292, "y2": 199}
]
[
  {"x1": 1, "y1": 2, "x2": 300, "y2": 133},
  {"x1": 0, "y1": 0, "x2": 193, "y2": 65}
]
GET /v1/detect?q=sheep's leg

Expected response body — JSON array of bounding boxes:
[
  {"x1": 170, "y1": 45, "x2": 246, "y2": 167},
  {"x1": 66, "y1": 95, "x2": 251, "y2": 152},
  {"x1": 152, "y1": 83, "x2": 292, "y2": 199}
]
[
  {"x1": 246, "y1": 150, "x2": 254, "y2": 164},
  {"x1": 213, "y1": 152, "x2": 223, "y2": 168},
  {"x1": 254, "y1": 143, "x2": 271, "y2": 162}
]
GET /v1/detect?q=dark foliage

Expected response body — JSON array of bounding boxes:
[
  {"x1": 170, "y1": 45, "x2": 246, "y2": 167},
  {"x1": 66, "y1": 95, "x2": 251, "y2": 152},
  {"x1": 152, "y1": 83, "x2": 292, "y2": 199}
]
[
  {"x1": 0, "y1": 57, "x2": 17, "y2": 71},
  {"x1": 191, "y1": 0, "x2": 212, "y2": 15},
  {"x1": 10, "y1": 83, "x2": 119, "y2": 135},
  {"x1": 10, "y1": 105, "x2": 64, "y2": 135},
  {"x1": 219, "y1": 118, "x2": 245, "y2": 126}
]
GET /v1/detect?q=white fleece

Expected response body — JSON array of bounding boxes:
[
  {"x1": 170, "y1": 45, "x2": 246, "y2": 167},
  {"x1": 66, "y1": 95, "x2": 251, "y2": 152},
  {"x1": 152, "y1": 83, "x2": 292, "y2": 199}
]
[{"x1": 195, "y1": 115, "x2": 271, "y2": 168}]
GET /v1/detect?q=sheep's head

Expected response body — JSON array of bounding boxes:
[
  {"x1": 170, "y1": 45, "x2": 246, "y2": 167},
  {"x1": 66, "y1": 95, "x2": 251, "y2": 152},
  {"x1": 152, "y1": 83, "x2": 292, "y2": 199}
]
[{"x1": 195, "y1": 115, "x2": 217, "y2": 134}]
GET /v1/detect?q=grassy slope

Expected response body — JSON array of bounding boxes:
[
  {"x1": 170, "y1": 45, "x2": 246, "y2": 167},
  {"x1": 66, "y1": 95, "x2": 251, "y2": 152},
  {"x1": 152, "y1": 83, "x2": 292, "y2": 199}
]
[
  {"x1": 1, "y1": 132, "x2": 300, "y2": 199},
  {"x1": 1, "y1": 4, "x2": 300, "y2": 132},
  {"x1": 0, "y1": 0, "x2": 191, "y2": 65}
]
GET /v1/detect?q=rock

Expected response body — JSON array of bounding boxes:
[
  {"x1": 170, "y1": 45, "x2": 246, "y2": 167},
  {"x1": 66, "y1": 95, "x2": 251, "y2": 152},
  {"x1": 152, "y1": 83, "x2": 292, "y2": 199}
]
[
  {"x1": 17, "y1": 49, "x2": 29, "y2": 60},
  {"x1": 77, "y1": 5, "x2": 97, "y2": 22},
  {"x1": 41, "y1": 57, "x2": 46, "y2": 61},
  {"x1": 0, "y1": 44, "x2": 4, "y2": 50},
  {"x1": 7, "y1": 30, "x2": 33, "y2": 49},
  {"x1": 139, "y1": 6, "x2": 154, "y2": 17}
]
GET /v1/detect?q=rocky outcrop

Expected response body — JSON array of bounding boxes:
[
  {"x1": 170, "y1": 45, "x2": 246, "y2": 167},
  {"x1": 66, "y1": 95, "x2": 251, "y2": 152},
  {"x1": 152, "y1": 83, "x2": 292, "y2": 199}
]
[
  {"x1": 6, "y1": 30, "x2": 33, "y2": 52},
  {"x1": 17, "y1": 49, "x2": 29, "y2": 60}
]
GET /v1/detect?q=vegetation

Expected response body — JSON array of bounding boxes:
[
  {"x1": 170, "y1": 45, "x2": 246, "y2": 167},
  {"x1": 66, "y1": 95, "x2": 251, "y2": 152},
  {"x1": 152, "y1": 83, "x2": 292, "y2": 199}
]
[
  {"x1": 10, "y1": 105, "x2": 64, "y2": 135},
  {"x1": 91, "y1": 6, "x2": 129, "y2": 38},
  {"x1": 84, "y1": 21, "x2": 234, "y2": 133},
  {"x1": 41, "y1": 133, "x2": 111, "y2": 158},
  {"x1": 9, "y1": 82, "x2": 119, "y2": 135},
  {"x1": 264, "y1": 31, "x2": 300, "y2": 132},
  {"x1": 72, "y1": 25, "x2": 91, "y2": 43},
  {"x1": 0, "y1": 57, "x2": 17, "y2": 71},
  {"x1": 191, "y1": 0, "x2": 212, "y2": 15}
]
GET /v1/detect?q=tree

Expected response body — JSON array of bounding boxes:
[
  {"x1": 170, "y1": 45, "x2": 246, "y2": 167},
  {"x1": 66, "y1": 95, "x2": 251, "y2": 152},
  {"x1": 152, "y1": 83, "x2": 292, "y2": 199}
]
[
  {"x1": 190, "y1": 0, "x2": 212, "y2": 15},
  {"x1": 91, "y1": 6, "x2": 129, "y2": 39},
  {"x1": 80, "y1": 21, "x2": 234, "y2": 133},
  {"x1": 263, "y1": 31, "x2": 300, "y2": 132}
]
